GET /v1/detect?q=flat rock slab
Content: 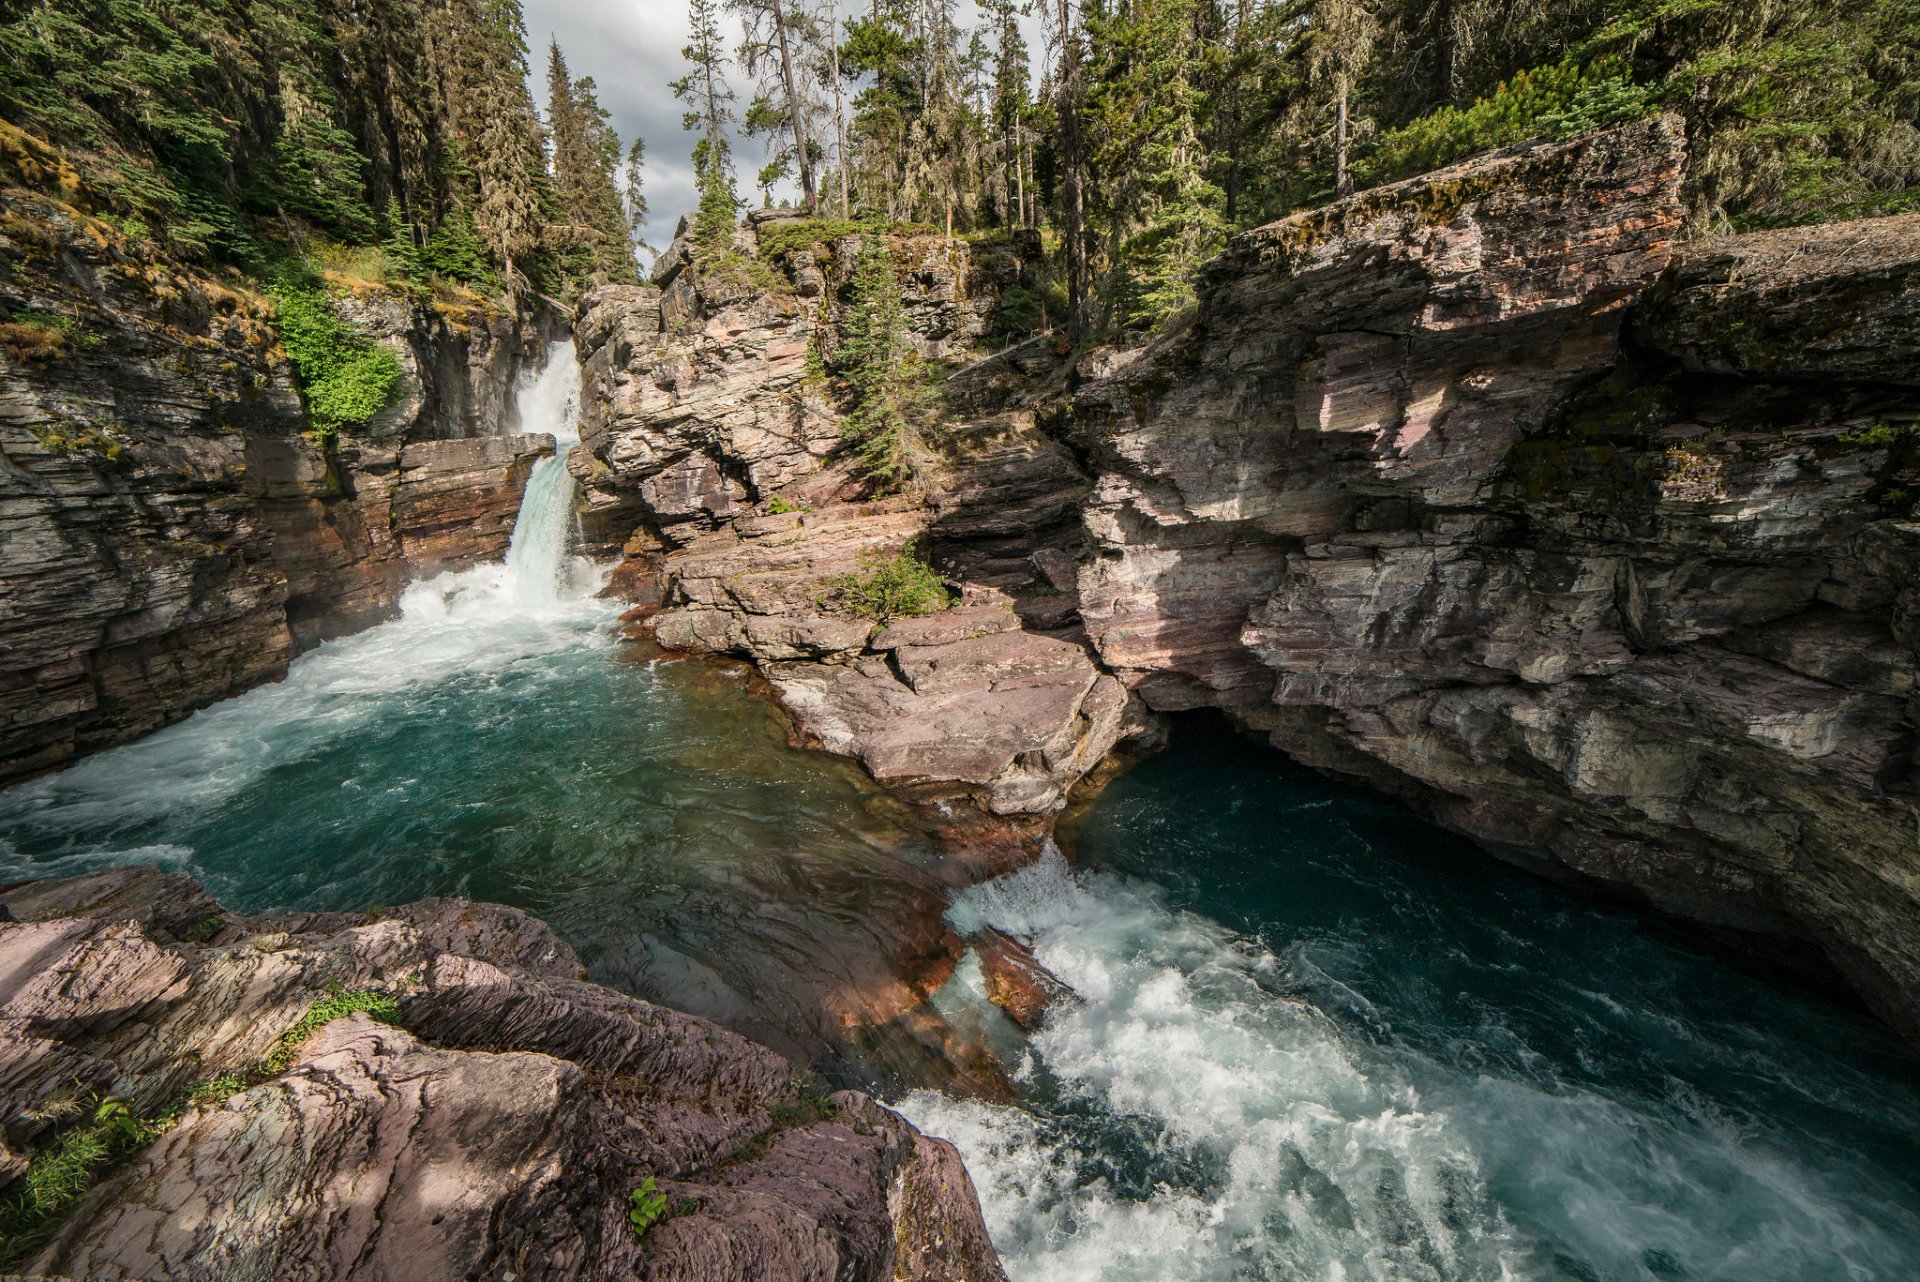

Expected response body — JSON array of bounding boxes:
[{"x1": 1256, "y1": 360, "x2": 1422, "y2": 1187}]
[
  {"x1": 769, "y1": 625, "x2": 1138, "y2": 815},
  {"x1": 0, "y1": 867, "x2": 1007, "y2": 1282}
]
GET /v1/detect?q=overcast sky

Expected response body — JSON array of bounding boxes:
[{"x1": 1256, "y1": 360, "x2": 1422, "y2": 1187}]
[{"x1": 519, "y1": 0, "x2": 1045, "y2": 257}]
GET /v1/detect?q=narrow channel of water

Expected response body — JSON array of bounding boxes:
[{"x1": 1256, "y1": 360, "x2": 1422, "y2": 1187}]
[
  {"x1": 1, "y1": 348, "x2": 1916, "y2": 1280},
  {"x1": 897, "y1": 728, "x2": 1920, "y2": 1281}
]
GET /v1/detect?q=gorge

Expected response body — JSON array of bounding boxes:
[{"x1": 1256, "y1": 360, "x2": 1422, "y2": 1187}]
[{"x1": 4, "y1": 18, "x2": 1920, "y2": 1280}]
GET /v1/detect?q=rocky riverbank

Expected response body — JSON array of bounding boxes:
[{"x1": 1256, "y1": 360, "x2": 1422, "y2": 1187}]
[
  {"x1": 573, "y1": 217, "x2": 1156, "y2": 821},
  {"x1": 579, "y1": 118, "x2": 1920, "y2": 1048},
  {"x1": 0, "y1": 867, "x2": 1005, "y2": 1281},
  {"x1": 1, "y1": 175, "x2": 557, "y2": 784}
]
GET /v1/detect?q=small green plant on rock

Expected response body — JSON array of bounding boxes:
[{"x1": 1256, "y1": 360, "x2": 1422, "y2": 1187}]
[
  {"x1": 0, "y1": 1096, "x2": 149, "y2": 1265},
  {"x1": 817, "y1": 542, "x2": 951, "y2": 620},
  {"x1": 628, "y1": 1176, "x2": 669, "y2": 1240},
  {"x1": 262, "y1": 987, "x2": 401, "y2": 1075}
]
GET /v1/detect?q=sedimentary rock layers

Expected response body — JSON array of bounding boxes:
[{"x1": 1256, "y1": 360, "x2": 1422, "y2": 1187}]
[
  {"x1": 576, "y1": 222, "x2": 1150, "y2": 816},
  {"x1": 0, "y1": 867, "x2": 1006, "y2": 1282},
  {"x1": 1073, "y1": 116, "x2": 1920, "y2": 1042},
  {"x1": 0, "y1": 191, "x2": 553, "y2": 781}
]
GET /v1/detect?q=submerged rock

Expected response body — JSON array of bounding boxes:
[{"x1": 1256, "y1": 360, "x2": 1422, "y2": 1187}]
[
  {"x1": 0, "y1": 866, "x2": 1007, "y2": 1282},
  {"x1": 971, "y1": 927, "x2": 1074, "y2": 1029}
]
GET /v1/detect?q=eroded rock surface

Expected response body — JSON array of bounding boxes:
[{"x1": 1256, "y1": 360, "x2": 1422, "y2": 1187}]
[
  {"x1": 1073, "y1": 117, "x2": 1920, "y2": 1042},
  {"x1": 0, "y1": 866, "x2": 1006, "y2": 1282},
  {"x1": 576, "y1": 220, "x2": 1153, "y2": 816},
  {"x1": 1, "y1": 183, "x2": 556, "y2": 782}
]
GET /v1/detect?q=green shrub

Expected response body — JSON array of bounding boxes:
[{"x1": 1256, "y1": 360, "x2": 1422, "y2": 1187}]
[
  {"x1": 755, "y1": 217, "x2": 863, "y2": 261},
  {"x1": 627, "y1": 1176, "x2": 669, "y2": 1240},
  {"x1": 261, "y1": 987, "x2": 402, "y2": 1075},
  {"x1": 265, "y1": 275, "x2": 402, "y2": 432},
  {"x1": 0, "y1": 1097, "x2": 149, "y2": 1265},
  {"x1": 818, "y1": 543, "x2": 951, "y2": 620}
]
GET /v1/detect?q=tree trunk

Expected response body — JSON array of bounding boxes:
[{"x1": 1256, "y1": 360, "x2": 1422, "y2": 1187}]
[
  {"x1": 1015, "y1": 129, "x2": 1027, "y2": 227},
  {"x1": 830, "y1": 15, "x2": 852, "y2": 216},
  {"x1": 770, "y1": 0, "x2": 816, "y2": 214},
  {"x1": 1058, "y1": 0, "x2": 1089, "y2": 338},
  {"x1": 1334, "y1": 87, "x2": 1351, "y2": 196}
]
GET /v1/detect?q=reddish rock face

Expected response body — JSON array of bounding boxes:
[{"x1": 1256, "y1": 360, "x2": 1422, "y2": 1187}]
[
  {"x1": 972, "y1": 927, "x2": 1074, "y2": 1029},
  {"x1": 1072, "y1": 117, "x2": 1920, "y2": 1048},
  {"x1": 0, "y1": 867, "x2": 1008, "y2": 1282},
  {"x1": 0, "y1": 190, "x2": 557, "y2": 783}
]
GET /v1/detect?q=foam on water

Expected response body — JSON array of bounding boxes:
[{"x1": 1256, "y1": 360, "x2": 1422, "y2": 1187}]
[{"x1": 902, "y1": 844, "x2": 1920, "y2": 1282}]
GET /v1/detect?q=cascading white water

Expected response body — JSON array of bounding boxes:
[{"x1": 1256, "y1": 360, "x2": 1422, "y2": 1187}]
[
  {"x1": 502, "y1": 344, "x2": 587, "y2": 605},
  {"x1": 0, "y1": 340, "x2": 613, "y2": 843}
]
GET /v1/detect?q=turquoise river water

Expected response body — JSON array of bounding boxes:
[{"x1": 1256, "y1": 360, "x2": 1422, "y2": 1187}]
[{"x1": 2, "y1": 351, "x2": 1916, "y2": 1281}]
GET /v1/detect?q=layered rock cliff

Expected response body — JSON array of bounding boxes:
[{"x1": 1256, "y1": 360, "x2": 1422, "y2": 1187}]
[
  {"x1": 1072, "y1": 117, "x2": 1920, "y2": 1042},
  {"x1": 575, "y1": 216, "x2": 1152, "y2": 819},
  {"x1": 0, "y1": 867, "x2": 1004, "y2": 1281},
  {"x1": 1, "y1": 182, "x2": 556, "y2": 782}
]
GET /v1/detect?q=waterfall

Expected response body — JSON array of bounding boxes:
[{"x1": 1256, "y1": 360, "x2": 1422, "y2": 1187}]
[{"x1": 502, "y1": 343, "x2": 586, "y2": 605}]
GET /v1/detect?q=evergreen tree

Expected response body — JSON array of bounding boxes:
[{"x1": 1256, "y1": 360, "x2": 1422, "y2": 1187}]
[
  {"x1": 730, "y1": 0, "x2": 825, "y2": 213},
  {"x1": 545, "y1": 43, "x2": 639, "y2": 292},
  {"x1": 424, "y1": 0, "x2": 550, "y2": 289},
  {"x1": 674, "y1": 0, "x2": 742, "y2": 251},
  {"x1": 624, "y1": 137, "x2": 651, "y2": 248},
  {"x1": 421, "y1": 200, "x2": 498, "y2": 287},
  {"x1": 1086, "y1": 0, "x2": 1227, "y2": 331},
  {"x1": 983, "y1": 0, "x2": 1033, "y2": 227},
  {"x1": 381, "y1": 196, "x2": 426, "y2": 282},
  {"x1": 834, "y1": 224, "x2": 929, "y2": 490}
]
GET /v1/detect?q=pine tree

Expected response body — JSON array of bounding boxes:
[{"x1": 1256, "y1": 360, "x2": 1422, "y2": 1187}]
[
  {"x1": 730, "y1": 0, "x2": 825, "y2": 213},
  {"x1": 545, "y1": 43, "x2": 639, "y2": 292},
  {"x1": 674, "y1": 0, "x2": 742, "y2": 251},
  {"x1": 624, "y1": 137, "x2": 651, "y2": 249},
  {"x1": 1086, "y1": 0, "x2": 1226, "y2": 330},
  {"x1": 381, "y1": 196, "x2": 426, "y2": 282},
  {"x1": 983, "y1": 0, "x2": 1032, "y2": 227},
  {"x1": 835, "y1": 224, "x2": 928, "y2": 490},
  {"x1": 424, "y1": 0, "x2": 550, "y2": 289}
]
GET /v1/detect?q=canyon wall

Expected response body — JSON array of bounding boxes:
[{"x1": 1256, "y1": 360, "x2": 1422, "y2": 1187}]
[
  {"x1": 1073, "y1": 116, "x2": 1920, "y2": 1042},
  {"x1": 574, "y1": 138, "x2": 1920, "y2": 1049},
  {"x1": 0, "y1": 188, "x2": 556, "y2": 782}
]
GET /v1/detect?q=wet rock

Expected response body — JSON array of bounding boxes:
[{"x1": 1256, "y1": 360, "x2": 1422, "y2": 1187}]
[
  {"x1": 0, "y1": 867, "x2": 1007, "y2": 1282},
  {"x1": 575, "y1": 229, "x2": 1153, "y2": 818},
  {"x1": 972, "y1": 928, "x2": 1074, "y2": 1029}
]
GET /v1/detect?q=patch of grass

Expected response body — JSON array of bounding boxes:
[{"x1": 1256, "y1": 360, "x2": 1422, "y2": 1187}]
[
  {"x1": 816, "y1": 542, "x2": 951, "y2": 621},
  {"x1": 2, "y1": 307, "x2": 101, "y2": 360},
  {"x1": 765, "y1": 493, "x2": 812, "y2": 515},
  {"x1": 27, "y1": 420, "x2": 126, "y2": 461},
  {"x1": 261, "y1": 987, "x2": 401, "y2": 1076},
  {"x1": 0, "y1": 984, "x2": 405, "y2": 1265},
  {"x1": 755, "y1": 216, "x2": 863, "y2": 261},
  {"x1": 1838, "y1": 420, "x2": 1915, "y2": 447},
  {"x1": 627, "y1": 1176, "x2": 668, "y2": 1241},
  {"x1": 177, "y1": 914, "x2": 224, "y2": 944},
  {"x1": 0, "y1": 1097, "x2": 148, "y2": 1266}
]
